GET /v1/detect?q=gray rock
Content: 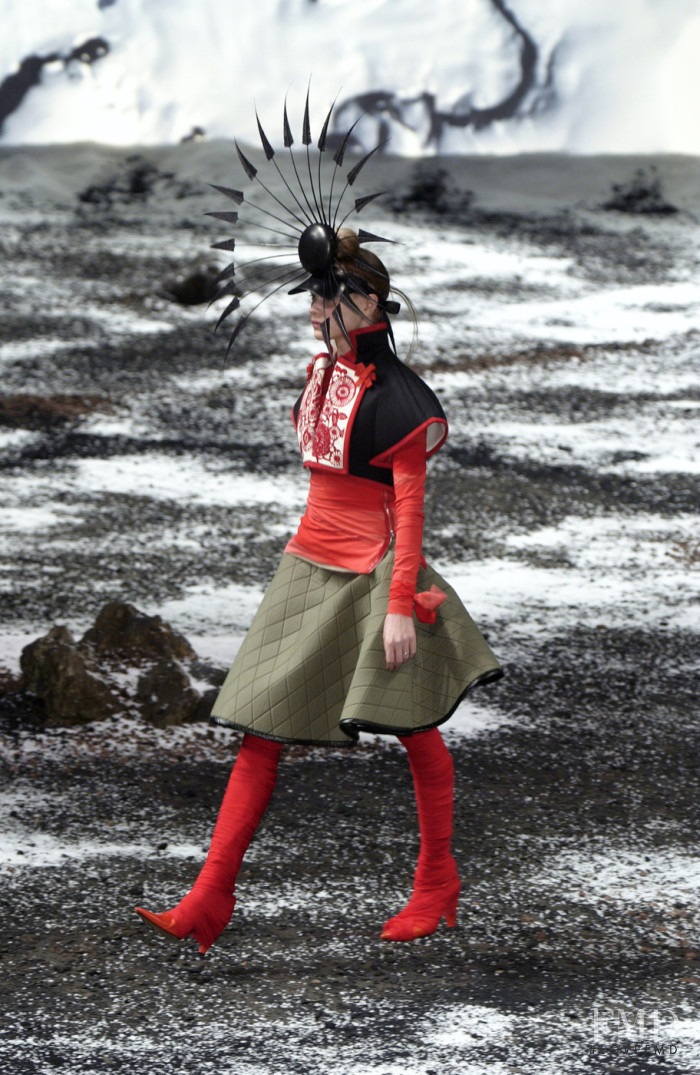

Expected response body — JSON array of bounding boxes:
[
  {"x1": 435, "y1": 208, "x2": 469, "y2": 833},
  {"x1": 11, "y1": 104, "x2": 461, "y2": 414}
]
[
  {"x1": 162, "y1": 257, "x2": 220, "y2": 306},
  {"x1": 17, "y1": 604, "x2": 225, "y2": 728},
  {"x1": 20, "y1": 625, "x2": 120, "y2": 726},
  {"x1": 136, "y1": 658, "x2": 201, "y2": 727},
  {"x1": 81, "y1": 601, "x2": 197, "y2": 662},
  {"x1": 193, "y1": 688, "x2": 220, "y2": 724}
]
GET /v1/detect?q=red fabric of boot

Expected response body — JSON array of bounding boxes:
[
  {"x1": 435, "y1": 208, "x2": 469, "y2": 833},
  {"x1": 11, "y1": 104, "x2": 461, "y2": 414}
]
[
  {"x1": 140, "y1": 733, "x2": 282, "y2": 953},
  {"x1": 381, "y1": 727, "x2": 460, "y2": 941}
]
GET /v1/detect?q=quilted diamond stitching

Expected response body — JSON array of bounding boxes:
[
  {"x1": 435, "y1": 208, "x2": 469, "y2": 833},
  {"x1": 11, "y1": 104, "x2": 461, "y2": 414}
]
[{"x1": 210, "y1": 552, "x2": 501, "y2": 743}]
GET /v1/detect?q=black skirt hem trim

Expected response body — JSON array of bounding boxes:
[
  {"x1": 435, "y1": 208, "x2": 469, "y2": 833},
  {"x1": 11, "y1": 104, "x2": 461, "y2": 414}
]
[
  {"x1": 209, "y1": 667, "x2": 504, "y2": 748},
  {"x1": 208, "y1": 717, "x2": 358, "y2": 747},
  {"x1": 341, "y1": 666, "x2": 504, "y2": 738}
]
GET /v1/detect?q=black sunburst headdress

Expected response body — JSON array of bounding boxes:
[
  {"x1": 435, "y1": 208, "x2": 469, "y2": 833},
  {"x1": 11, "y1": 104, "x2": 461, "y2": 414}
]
[{"x1": 208, "y1": 90, "x2": 399, "y2": 357}]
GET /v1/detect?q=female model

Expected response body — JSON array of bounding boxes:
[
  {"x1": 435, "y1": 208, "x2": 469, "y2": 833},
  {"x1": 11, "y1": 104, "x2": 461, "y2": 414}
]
[{"x1": 135, "y1": 225, "x2": 502, "y2": 953}]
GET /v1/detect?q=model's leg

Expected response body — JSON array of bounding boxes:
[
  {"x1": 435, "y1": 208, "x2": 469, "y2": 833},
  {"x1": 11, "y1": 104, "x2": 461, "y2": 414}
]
[
  {"x1": 136, "y1": 733, "x2": 282, "y2": 953},
  {"x1": 381, "y1": 726, "x2": 460, "y2": 941}
]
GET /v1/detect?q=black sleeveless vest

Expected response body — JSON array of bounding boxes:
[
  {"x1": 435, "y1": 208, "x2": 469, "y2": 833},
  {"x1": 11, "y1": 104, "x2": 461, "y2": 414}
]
[{"x1": 292, "y1": 324, "x2": 447, "y2": 488}]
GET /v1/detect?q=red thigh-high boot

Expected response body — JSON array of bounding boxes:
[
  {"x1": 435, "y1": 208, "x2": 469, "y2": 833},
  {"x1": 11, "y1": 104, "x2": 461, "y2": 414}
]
[
  {"x1": 135, "y1": 733, "x2": 282, "y2": 954},
  {"x1": 381, "y1": 727, "x2": 460, "y2": 941}
]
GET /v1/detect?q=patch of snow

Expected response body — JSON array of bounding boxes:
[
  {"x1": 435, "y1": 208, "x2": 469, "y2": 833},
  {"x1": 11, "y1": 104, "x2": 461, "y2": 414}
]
[
  {"x1": 156, "y1": 581, "x2": 264, "y2": 635},
  {"x1": 68, "y1": 454, "x2": 307, "y2": 509},
  {"x1": 475, "y1": 412, "x2": 700, "y2": 475},
  {"x1": 441, "y1": 512, "x2": 700, "y2": 637},
  {"x1": 0, "y1": 505, "x2": 75, "y2": 531},
  {"x1": 0, "y1": 338, "x2": 84, "y2": 363},
  {"x1": 0, "y1": 631, "x2": 37, "y2": 671},
  {"x1": 441, "y1": 698, "x2": 516, "y2": 741},
  {"x1": 0, "y1": 428, "x2": 39, "y2": 451},
  {"x1": 530, "y1": 841, "x2": 700, "y2": 909}
]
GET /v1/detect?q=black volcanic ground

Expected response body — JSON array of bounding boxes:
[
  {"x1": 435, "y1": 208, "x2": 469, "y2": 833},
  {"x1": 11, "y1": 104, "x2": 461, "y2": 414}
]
[{"x1": 0, "y1": 144, "x2": 699, "y2": 1073}]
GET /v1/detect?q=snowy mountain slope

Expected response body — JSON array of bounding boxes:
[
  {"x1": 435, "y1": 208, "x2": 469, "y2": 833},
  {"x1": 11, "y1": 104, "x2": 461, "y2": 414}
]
[{"x1": 0, "y1": 0, "x2": 699, "y2": 154}]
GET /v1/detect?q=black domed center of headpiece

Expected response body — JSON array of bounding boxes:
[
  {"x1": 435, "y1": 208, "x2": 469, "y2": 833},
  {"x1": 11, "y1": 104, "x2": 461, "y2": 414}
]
[{"x1": 298, "y1": 223, "x2": 337, "y2": 276}]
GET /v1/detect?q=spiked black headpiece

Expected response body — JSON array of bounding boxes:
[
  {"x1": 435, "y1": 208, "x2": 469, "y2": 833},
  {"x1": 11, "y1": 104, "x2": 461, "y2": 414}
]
[{"x1": 208, "y1": 91, "x2": 399, "y2": 356}]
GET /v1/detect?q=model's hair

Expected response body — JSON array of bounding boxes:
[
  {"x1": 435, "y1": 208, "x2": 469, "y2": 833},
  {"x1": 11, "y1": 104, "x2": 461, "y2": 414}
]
[
  {"x1": 336, "y1": 228, "x2": 391, "y2": 305},
  {"x1": 335, "y1": 228, "x2": 417, "y2": 347}
]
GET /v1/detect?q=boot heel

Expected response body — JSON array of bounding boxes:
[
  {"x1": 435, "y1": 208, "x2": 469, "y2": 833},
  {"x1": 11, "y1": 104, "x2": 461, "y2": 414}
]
[
  {"x1": 381, "y1": 876, "x2": 461, "y2": 941},
  {"x1": 444, "y1": 886, "x2": 460, "y2": 928}
]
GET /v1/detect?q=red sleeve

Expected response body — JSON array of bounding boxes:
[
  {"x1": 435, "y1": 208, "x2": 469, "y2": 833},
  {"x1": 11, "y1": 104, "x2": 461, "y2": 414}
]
[{"x1": 387, "y1": 430, "x2": 427, "y2": 616}]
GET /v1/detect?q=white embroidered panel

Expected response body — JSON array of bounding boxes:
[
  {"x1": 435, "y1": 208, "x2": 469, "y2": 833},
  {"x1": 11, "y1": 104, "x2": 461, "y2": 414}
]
[{"x1": 297, "y1": 356, "x2": 368, "y2": 472}]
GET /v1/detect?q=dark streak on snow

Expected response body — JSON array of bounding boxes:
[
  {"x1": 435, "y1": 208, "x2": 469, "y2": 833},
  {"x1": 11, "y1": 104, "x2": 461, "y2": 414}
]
[{"x1": 0, "y1": 38, "x2": 110, "y2": 137}]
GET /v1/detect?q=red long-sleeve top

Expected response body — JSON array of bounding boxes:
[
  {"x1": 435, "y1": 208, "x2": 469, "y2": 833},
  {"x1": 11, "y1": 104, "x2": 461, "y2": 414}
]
[
  {"x1": 285, "y1": 325, "x2": 448, "y2": 622},
  {"x1": 285, "y1": 429, "x2": 429, "y2": 618}
]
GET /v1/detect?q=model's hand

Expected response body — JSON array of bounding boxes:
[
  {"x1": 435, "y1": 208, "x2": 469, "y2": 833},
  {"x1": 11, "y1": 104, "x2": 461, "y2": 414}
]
[{"x1": 383, "y1": 613, "x2": 416, "y2": 671}]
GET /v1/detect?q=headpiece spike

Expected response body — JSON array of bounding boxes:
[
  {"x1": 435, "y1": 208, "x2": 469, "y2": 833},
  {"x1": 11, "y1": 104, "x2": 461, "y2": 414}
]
[
  {"x1": 205, "y1": 211, "x2": 239, "y2": 225},
  {"x1": 235, "y1": 140, "x2": 257, "y2": 181},
  {"x1": 317, "y1": 100, "x2": 334, "y2": 153},
  {"x1": 214, "y1": 295, "x2": 240, "y2": 333},
  {"x1": 216, "y1": 261, "x2": 237, "y2": 283},
  {"x1": 302, "y1": 87, "x2": 312, "y2": 146},
  {"x1": 283, "y1": 98, "x2": 294, "y2": 148},
  {"x1": 209, "y1": 183, "x2": 244, "y2": 205},
  {"x1": 225, "y1": 312, "x2": 251, "y2": 353},
  {"x1": 332, "y1": 305, "x2": 353, "y2": 352},
  {"x1": 346, "y1": 141, "x2": 387, "y2": 186},
  {"x1": 320, "y1": 317, "x2": 333, "y2": 355},
  {"x1": 211, "y1": 237, "x2": 238, "y2": 252},
  {"x1": 333, "y1": 118, "x2": 362, "y2": 168},
  {"x1": 208, "y1": 92, "x2": 398, "y2": 358},
  {"x1": 256, "y1": 110, "x2": 275, "y2": 161},
  {"x1": 358, "y1": 229, "x2": 396, "y2": 245},
  {"x1": 301, "y1": 85, "x2": 324, "y2": 223},
  {"x1": 354, "y1": 192, "x2": 385, "y2": 214},
  {"x1": 336, "y1": 190, "x2": 386, "y2": 231},
  {"x1": 211, "y1": 279, "x2": 238, "y2": 303}
]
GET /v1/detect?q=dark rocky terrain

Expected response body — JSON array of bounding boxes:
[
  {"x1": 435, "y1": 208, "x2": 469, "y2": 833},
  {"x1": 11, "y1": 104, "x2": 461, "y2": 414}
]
[{"x1": 0, "y1": 144, "x2": 698, "y2": 1073}]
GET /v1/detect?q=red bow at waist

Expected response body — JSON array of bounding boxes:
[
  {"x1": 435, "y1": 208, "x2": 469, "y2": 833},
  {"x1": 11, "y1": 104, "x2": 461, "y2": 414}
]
[{"x1": 413, "y1": 585, "x2": 447, "y2": 623}]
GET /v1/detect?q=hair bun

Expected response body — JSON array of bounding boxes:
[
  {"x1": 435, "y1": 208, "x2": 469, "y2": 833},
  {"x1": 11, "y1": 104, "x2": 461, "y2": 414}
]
[{"x1": 336, "y1": 227, "x2": 360, "y2": 261}]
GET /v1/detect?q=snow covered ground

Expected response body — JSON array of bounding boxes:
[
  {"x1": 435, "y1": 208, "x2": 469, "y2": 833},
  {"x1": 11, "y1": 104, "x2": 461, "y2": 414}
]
[{"x1": 0, "y1": 145, "x2": 698, "y2": 1073}]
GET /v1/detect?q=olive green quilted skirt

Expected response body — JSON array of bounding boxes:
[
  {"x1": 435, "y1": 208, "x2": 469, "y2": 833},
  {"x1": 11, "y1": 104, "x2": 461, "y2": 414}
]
[{"x1": 210, "y1": 551, "x2": 502, "y2": 746}]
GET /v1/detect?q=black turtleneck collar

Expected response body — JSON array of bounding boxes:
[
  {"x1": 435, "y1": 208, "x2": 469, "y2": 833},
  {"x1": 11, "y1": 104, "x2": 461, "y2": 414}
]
[{"x1": 337, "y1": 322, "x2": 393, "y2": 364}]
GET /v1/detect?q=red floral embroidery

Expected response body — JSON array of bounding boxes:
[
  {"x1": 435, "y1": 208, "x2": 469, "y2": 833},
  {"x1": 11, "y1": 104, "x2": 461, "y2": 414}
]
[
  {"x1": 328, "y1": 373, "x2": 355, "y2": 407},
  {"x1": 312, "y1": 421, "x2": 331, "y2": 456},
  {"x1": 297, "y1": 356, "x2": 376, "y2": 472},
  {"x1": 297, "y1": 355, "x2": 331, "y2": 455}
]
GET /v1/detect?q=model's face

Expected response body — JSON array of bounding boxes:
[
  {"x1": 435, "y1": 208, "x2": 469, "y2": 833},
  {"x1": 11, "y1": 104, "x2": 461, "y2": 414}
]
[{"x1": 309, "y1": 292, "x2": 378, "y2": 351}]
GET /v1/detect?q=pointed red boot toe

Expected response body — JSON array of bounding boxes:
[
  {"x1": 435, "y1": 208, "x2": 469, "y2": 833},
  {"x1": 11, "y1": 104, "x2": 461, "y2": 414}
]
[{"x1": 134, "y1": 907, "x2": 186, "y2": 942}]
